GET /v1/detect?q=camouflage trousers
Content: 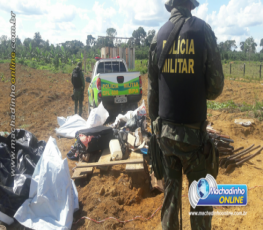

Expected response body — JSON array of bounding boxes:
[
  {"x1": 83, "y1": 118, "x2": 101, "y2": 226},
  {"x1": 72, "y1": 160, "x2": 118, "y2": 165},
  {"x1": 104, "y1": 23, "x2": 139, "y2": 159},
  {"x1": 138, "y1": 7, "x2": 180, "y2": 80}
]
[
  {"x1": 159, "y1": 137, "x2": 216, "y2": 230},
  {"x1": 74, "y1": 89, "x2": 84, "y2": 116}
]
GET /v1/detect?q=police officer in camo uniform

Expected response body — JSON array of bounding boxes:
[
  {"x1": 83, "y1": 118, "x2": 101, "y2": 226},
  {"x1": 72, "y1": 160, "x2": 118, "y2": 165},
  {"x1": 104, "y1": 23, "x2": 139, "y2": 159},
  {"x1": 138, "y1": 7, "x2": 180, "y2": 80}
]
[
  {"x1": 71, "y1": 62, "x2": 85, "y2": 116},
  {"x1": 148, "y1": 0, "x2": 224, "y2": 229}
]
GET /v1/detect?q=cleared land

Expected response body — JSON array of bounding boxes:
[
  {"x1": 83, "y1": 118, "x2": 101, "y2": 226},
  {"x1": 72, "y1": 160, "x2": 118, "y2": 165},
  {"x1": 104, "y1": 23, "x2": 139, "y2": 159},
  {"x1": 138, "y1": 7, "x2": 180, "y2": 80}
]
[{"x1": 1, "y1": 63, "x2": 263, "y2": 230}]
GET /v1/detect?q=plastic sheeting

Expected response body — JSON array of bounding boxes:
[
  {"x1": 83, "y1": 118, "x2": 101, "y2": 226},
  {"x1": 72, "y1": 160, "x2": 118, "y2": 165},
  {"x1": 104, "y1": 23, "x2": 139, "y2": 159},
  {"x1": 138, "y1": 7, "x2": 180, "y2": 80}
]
[
  {"x1": 57, "y1": 116, "x2": 72, "y2": 127},
  {"x1": 112, "y1": 100, "x2": 146, "y2": 128},
  {"x1": 56, "y1": 103, "x2": 109, "y2": 139},
  {"x1": 14, "y1": 136, "x2": 79, "y2": 230},
  {"x1": 86, "y1": 102, "x2": 109, "y2": 128},
  {"x1": 0, "y1": 130, "x2": 46, "y2": 222},
  {"x1": 55, "y1": 114, "x2": 90, "y2": 138}
]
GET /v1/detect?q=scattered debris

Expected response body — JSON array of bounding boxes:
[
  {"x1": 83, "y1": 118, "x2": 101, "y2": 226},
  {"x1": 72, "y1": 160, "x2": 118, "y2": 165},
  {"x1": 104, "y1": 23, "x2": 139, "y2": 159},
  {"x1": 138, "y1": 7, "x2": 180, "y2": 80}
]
[{"x1": 234, "y1": 119, "x2": 255, "y2": 127}]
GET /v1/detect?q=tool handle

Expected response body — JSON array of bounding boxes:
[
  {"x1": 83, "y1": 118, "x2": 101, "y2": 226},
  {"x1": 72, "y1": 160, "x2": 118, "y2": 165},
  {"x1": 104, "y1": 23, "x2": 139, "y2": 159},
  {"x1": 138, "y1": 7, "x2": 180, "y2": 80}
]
[
  {"x1": 231, "y1": 145, "x2": 260, "y2": 160},
  {"x1": 227, "y1": 144, "x2": 254, "y2": 160},
  {"x1": 236, "y1": 147, "x2": 263, "y2": 165},
  {"x1": 233, "y1": 146, "x2": 244, "y2": 153}
]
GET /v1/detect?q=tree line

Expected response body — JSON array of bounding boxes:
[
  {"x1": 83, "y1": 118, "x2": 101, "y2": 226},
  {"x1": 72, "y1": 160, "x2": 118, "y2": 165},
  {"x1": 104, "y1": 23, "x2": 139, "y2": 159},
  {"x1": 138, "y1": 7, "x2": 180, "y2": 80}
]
[
  {"x1": 218, "y1": 38, "x2": 263, "y2": 62},
  {"x1": 0, "y1": 27, "x2": 263, "y2": 68}
]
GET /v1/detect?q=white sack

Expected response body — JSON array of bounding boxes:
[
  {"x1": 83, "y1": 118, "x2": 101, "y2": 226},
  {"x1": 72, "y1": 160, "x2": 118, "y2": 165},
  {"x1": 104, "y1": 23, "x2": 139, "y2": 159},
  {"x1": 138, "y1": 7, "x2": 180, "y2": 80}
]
[
  {"x1": 14, "y1": 137, "x2": 79, "y2": 230},
  {"x1": 55, "y1": 114, "x2": 89, "y2": 138},
  {"x1": 86, "y1": 102, "x2": 109, "y2": 128}
]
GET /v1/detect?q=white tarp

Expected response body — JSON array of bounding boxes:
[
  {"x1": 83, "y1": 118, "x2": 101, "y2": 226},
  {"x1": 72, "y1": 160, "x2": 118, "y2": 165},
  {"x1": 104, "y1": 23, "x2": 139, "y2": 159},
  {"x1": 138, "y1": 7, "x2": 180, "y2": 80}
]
[
  {"x1": 55, "y1": 103, "x2": 109, "y2": 138},
  {"x1": 55, "y1": 114, "x2": 89, "y2": 138},
  {"x1": 57, "y1": 116, "x2": 72, "y2": 127},
  {"x1": 14, "y1": 137, "x2": 79, "y2": 230}
]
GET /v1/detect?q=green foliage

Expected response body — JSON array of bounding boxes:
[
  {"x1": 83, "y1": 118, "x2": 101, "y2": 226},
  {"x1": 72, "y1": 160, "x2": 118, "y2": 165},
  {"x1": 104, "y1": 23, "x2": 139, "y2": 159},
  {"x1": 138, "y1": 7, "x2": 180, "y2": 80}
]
[
  {"x1": 1, "y1": 30, "x2": 262, "y2": 76},
  {"x1": 208, "y1": 100, "x2": 263, "y2": 121},
  {"x1": 207, "y1": 100, "x2": 238, "y2": 110},
  {"x1": 53, "y1": 54, "x2": 59, "y2": 69},
  {"x1": 1, "y1": 73, "x2": 5, "y2": 82},
  {"x1": 18, "y1": 59, "x2": 25, "y2": 64},
  {"x1": 29, "y1": 61, "x2": 38, "y2": 69},
  {"x1": 132, "y1": 59, "x2": 148, "y2": 74}
]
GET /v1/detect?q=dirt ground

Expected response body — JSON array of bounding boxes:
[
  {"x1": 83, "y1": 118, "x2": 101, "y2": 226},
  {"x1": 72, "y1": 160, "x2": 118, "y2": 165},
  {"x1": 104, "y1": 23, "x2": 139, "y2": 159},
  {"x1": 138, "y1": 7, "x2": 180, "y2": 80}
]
[{"x1": 1, "y1": 63, "x2": 263, "y2": 230}]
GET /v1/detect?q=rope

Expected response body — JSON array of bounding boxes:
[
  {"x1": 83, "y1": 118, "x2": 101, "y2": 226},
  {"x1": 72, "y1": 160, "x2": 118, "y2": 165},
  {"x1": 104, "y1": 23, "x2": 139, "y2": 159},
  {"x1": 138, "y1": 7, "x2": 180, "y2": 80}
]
[{"x1": 73, "y1": 185, "x2": 263, "y2": 225}]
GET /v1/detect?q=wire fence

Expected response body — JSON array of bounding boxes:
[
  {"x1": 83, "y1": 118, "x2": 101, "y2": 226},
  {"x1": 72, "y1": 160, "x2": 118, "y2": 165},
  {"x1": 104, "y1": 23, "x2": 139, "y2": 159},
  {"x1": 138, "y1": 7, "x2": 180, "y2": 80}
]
[{"x1": 223, "y1": 62, "x2": 263, "y2": 81}]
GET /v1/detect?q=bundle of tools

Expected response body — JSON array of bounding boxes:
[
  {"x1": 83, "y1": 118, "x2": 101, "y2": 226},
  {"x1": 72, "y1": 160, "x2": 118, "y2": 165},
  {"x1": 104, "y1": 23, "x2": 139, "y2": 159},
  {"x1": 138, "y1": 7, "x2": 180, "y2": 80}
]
[
  {"x1": 206, "y1": 126, "x2": 235, "y2": 156},
  {"x1": 220, "y1": 144, "x2": 263, "y2": 173},
  {"x1": 206, "y1": 126, "x2": 263, "y2": 173}
]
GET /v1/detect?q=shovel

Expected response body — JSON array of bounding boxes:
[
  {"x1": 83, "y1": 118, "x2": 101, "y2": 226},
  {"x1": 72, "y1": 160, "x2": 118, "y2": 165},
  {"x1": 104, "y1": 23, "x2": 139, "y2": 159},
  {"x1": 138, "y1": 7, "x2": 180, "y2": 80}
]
[{"x1": 225, "y1": 147, "x2": 263, "y2": 173}]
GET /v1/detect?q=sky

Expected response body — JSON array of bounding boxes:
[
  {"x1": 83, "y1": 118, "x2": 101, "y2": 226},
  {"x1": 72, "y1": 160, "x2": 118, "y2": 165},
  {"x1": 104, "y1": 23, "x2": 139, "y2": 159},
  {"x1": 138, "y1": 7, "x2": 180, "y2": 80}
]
[{"x1": 0, "y1": 0, "x2": 263, "y2": 51}]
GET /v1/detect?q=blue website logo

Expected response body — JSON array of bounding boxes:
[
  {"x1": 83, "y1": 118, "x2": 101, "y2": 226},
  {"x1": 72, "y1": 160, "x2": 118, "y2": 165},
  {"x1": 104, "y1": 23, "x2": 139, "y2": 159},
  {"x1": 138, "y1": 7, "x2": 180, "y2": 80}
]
[{"x1": 188, "y1": 174, "x2": 248, "y2": 208}]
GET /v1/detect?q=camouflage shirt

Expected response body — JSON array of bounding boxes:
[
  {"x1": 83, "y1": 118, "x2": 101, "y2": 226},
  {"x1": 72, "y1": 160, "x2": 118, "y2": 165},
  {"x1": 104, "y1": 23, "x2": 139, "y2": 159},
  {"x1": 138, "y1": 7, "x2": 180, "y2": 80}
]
[
  {"x1": 148, "y1": 6, "x2": 224, "y2": 146},
  {"x1": 71, "y1": 67, "x2": 85, "y2": 93}
]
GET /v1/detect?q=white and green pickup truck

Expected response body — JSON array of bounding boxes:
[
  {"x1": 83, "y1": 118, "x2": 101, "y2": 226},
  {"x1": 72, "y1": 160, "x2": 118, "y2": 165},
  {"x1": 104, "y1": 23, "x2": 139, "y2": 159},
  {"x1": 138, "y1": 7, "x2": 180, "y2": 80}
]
[{"x1": 86, "y1": 57, "x2": 142, "y2": 114}]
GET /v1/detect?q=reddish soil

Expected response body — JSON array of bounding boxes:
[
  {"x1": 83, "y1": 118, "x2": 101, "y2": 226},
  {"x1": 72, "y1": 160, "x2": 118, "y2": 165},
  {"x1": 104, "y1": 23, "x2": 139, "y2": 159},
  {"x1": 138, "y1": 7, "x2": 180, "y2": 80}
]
[{"x1": 1, "y1": 63, "x2": 263, "y2": 230}]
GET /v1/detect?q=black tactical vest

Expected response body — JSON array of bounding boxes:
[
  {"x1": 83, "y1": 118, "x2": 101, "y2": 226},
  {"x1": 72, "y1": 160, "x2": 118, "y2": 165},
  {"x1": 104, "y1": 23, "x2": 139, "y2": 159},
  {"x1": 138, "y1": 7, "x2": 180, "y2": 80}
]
[{"x1": 157, "y1": 16, "x2": 207, "y2": 123}]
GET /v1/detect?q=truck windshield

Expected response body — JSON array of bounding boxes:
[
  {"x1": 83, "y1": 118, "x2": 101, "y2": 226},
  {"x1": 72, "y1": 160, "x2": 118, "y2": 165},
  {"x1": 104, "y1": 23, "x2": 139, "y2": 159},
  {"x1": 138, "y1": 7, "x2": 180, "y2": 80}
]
[{"x1": 97, "y1": 61, "x2": 127, "y2": 74}]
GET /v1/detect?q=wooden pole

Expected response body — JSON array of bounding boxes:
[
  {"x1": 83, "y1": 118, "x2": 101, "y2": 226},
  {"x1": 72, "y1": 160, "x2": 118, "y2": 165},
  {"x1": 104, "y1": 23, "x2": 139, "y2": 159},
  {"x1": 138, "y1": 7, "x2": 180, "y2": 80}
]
[
  {"x1": 230, "y1": 64, "x2": 231, "y2": 74},
  {"x1": 244, "y1": 63, "x2": 245, "y2": 76}
]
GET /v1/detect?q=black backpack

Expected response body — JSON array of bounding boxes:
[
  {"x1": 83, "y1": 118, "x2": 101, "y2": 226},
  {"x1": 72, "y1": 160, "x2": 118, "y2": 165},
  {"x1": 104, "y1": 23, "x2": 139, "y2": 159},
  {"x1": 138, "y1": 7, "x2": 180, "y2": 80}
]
[{"x1": 72, "y1": 68, "x2": 82, "y2": 89}]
